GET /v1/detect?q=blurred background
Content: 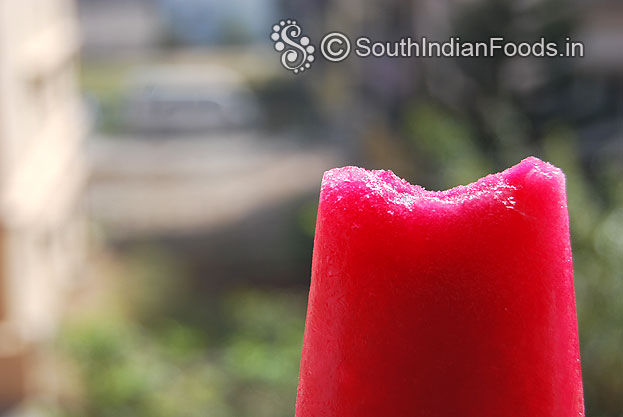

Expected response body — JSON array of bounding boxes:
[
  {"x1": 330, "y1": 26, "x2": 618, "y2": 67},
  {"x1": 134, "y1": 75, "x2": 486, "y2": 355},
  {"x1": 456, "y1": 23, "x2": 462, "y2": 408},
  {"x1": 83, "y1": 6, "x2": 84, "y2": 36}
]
[{"x1": 0, "y1": 0, "x2": 621, "y2": 416}]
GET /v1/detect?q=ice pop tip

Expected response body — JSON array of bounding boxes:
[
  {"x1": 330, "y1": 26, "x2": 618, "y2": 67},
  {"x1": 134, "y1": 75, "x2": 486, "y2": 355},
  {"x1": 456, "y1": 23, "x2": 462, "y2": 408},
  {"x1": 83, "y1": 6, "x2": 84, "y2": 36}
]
[{"x1": 321, "y1": 156, "x2": 565, "y2": 207}]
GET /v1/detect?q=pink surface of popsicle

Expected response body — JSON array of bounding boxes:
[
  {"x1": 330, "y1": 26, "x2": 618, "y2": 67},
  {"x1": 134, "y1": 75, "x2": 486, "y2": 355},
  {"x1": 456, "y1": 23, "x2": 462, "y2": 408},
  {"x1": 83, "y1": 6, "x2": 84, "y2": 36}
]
[{"x1": 296, "y1": 157, "x2": 584, "y2": 417}]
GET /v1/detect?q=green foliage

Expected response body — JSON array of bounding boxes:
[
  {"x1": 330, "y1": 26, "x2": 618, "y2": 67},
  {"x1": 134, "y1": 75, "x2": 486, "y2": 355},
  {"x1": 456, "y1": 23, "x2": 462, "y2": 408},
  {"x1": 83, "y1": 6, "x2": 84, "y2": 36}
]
[
  {"x1": 405, "y1": 103, "x2": 493, "y2": 187},
  {"x1": 56, "y1": 285, "x2": 306, "y2": 417}
]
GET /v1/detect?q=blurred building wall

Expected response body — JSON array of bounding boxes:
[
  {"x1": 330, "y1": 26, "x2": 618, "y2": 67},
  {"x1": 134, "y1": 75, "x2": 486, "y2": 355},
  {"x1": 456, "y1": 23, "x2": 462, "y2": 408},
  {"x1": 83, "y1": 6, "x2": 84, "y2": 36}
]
[{"x1": 0, "y1": 0, "x2": 85, "y2": 410}]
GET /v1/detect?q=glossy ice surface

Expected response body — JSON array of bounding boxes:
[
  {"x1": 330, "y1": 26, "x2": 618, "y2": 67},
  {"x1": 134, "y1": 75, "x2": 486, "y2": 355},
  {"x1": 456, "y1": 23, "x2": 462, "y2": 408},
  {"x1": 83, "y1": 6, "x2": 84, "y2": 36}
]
[{"x1": 296, "y1": 157, "x2": 584, "y2": 417}]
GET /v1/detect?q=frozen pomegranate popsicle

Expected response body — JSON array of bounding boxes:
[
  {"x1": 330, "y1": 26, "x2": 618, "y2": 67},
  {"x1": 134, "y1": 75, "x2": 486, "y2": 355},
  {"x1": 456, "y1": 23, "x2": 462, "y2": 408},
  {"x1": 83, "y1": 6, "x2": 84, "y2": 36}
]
[{"x1": 296, "y1": 157, "x2": 584, "y2": 417}]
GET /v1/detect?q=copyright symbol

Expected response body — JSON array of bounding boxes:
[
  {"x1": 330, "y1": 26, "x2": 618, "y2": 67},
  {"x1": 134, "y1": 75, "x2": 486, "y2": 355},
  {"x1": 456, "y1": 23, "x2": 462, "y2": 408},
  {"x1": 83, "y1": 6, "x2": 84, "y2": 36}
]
[{"x1": 320, "y1": 32, "x2": 351, "y2": 62}]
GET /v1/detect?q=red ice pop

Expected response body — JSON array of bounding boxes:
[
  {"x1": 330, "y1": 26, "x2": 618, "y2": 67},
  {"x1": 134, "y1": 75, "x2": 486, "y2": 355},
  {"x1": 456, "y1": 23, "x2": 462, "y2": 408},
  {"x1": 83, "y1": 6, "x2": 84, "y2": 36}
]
[{"x1": 296, "y1": 157, "x2": 584, "y2": 417}]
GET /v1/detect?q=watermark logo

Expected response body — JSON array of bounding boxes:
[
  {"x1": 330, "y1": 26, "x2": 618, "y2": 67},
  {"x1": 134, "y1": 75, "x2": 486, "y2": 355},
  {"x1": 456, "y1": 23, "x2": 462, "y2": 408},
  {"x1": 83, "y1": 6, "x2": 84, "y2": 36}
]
[
  {"x1": 271, "y1": 20, "x2": 585, "y2": 75},
  {"x1": 270, "y1": 19, "x2": 315, "y2": 74}
]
